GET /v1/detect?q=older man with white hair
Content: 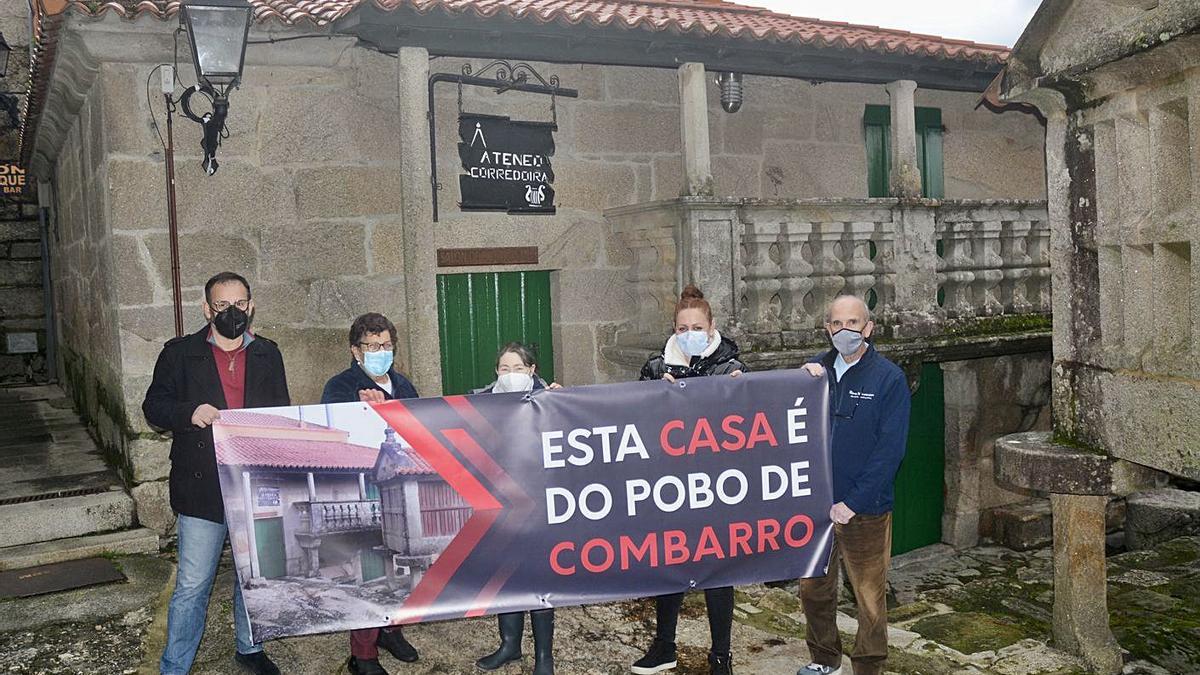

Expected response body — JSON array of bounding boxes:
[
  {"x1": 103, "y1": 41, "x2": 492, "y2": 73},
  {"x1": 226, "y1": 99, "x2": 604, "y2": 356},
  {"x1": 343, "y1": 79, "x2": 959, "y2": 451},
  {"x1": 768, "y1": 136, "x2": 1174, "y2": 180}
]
[{"x1": 797, "y1": 294, "x2": 911, "y2": 675}]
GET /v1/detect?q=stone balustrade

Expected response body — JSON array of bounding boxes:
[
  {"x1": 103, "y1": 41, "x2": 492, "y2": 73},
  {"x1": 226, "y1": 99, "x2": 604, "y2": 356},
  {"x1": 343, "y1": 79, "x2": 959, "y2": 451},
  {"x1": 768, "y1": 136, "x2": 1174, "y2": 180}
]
[{"x1": 606, "y1": 197, "x2": 1049, "y2": 352}]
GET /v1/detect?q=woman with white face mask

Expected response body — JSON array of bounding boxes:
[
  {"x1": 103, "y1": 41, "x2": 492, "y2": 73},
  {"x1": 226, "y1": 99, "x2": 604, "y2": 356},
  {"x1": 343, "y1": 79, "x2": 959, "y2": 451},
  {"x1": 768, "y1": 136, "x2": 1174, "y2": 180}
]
[
  {"x1": 473, "y1": 342, "x2": 560, "y2": 675},
  {"x1": 632, "y1": 284, "x2": 746, "y2": 675}
]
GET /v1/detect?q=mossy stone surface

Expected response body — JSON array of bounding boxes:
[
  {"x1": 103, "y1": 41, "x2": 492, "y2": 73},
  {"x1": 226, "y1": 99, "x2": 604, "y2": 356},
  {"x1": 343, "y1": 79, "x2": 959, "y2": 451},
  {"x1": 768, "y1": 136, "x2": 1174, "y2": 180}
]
[{"x1": 910, "y1": 611, "x2": 1028, "y2": 654}]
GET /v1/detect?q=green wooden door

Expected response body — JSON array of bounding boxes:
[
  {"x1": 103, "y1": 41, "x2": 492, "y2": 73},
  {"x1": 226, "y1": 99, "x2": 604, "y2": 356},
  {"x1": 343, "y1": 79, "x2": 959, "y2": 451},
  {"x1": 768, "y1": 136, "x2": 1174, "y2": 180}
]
[
  {"x1": 891, "y1": 363, "x2": 946, "y2": 555},
  {"x1": 361, "y1": 548, "x2": 386, "y2": 582},
  {"x1": 436, "y1": 271, "x2": 555, "y2": 396},
  {"x1": 254, "y1": 517, "x2": 287, "y2": 579}
]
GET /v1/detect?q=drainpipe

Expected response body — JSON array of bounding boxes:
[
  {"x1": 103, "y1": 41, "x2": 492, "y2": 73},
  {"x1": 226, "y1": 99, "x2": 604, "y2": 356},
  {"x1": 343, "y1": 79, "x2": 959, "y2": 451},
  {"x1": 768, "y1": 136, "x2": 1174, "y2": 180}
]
[
  {"x1": 36, "y1": 181, "x2": 57, "y2": 382},
  {"x1": 164, "y1": 92, "x2": 184, "y2": 338}
]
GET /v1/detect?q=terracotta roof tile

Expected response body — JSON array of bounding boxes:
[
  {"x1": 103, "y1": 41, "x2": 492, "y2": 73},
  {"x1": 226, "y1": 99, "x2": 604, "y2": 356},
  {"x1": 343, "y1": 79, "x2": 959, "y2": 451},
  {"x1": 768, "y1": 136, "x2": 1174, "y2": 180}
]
[
  {"x1": 216, "y1": 434, "x2": 435, "y2": 472},
  {"x1": 19, "y1": 0, "x2": 1009, "y2": 166},
  {"x1": 218, "y1": 409, "x2": 332, "y2": 429}
]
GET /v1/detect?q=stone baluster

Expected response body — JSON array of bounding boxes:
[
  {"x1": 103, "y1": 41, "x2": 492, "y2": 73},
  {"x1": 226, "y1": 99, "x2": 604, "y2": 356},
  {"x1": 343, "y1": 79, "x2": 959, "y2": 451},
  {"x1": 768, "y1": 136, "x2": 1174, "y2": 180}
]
[
  {"x1": 1028, "y1": 217, "x2": 1052, "y2": 313},
  {"x1": 625, "y1": 229, "x2": 677, "y2": 338},
  {"x1": 1000, "y1": 220, "x2": 1034, "y2": 313},
  {"x1": 940, "y1": 219, "x2": 977, "y2": 318},
  {"x1": 872, "y1": 219, "x2": 897, "y2": 321},
  {"x1": 741, "y1": 222, "x2": 783, "y2": 335},
  {"x1": 842, "y1": 221, "x2": 878, "y2": 309},
  {"x1": 778, "y1": 220, "x2": 816, "y2": 333},
  {"x1": 972, "y1": 220, "x2": 1006, "y2": 316},
  {"x1": 810, "y1": 222, "x2": 848, "y2": 316}
]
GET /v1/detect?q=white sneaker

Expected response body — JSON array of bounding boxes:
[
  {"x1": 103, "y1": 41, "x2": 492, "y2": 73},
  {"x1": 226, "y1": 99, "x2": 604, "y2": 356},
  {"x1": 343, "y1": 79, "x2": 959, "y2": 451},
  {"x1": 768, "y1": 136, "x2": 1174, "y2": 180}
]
[{"x1": 797, "y1": 664, "x2": 841, "y2": 675}]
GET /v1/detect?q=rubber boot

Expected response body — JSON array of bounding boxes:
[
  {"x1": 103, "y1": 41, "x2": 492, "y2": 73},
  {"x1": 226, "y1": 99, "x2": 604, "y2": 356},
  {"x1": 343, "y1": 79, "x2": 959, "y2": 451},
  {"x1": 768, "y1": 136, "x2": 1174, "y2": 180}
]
[
  {"x1": 476, "y1": 612, "x2": 524, "y2": 670},
  {"x1": 530, "y1": 609, "x2": 555, "y2": 675}
]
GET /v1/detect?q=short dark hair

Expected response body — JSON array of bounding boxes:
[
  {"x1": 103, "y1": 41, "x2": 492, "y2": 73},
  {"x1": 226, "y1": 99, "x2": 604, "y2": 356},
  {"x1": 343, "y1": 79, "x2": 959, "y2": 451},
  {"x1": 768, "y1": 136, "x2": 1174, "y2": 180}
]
[
  {"x1": 350, "y1": 313, "x2": 398, "y2": 347},
  {"x1": 204, "y1": 272, "x2": 251, "y2": 304},
  {"x1": 495, "y1": 341, "x2": 538, "y2": 369}
]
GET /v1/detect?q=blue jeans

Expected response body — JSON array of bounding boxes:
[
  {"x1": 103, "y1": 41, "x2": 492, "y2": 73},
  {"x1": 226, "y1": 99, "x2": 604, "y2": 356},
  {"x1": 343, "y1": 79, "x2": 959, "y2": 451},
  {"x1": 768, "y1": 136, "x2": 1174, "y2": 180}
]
[{"x1": 160, "y1": 514, "x2": 261, "y2": 674}]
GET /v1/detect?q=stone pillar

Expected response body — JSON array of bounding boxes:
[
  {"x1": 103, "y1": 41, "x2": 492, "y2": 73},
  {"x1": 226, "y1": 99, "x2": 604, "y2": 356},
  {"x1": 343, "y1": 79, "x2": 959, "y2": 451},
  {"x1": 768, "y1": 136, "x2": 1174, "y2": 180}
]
[
  {"x1": 241, "y1": 471, "x2": 260, "y2": 579},
  {"x1": 677, "y1": 205, "x2": 740, "y2": 333},
  {"x1": 307, "y1": 472, "x2": 317, "y2": 502},
  {"x1": 885, "y1": 80, "x2": 922, "y2": 198},
  {"x1": 941, "y1": 360, "x2": 980, "y2": 548},
  {"x1": 397, "y1": 46, "x2": 444, "y2": 396},
  {"x1": 1050, "y1": 493, "x2": 1123, "y2": 674},
  {"x1": 678, "y1": 63, "x2": 714, "y2": 197},
  {"x1": 889, "y1": 205, "x2": 940, "y2": 336}
]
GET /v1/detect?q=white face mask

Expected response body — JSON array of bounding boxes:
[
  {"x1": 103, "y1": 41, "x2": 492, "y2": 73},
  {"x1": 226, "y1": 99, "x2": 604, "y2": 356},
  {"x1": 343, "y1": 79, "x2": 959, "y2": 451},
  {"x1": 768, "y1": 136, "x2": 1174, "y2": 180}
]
[{"x1": 493, "y1": 372, "x2": 534, "y2": 393}]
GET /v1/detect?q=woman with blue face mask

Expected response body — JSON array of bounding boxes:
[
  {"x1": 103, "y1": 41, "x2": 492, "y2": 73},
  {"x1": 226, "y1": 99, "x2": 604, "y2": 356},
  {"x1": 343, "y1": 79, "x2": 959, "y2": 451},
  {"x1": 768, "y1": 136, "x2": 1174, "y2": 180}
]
[
  {"x1": 320, "y1": 313, "x2": 420, "y2": 675},
  {"x1": 632, "y1": 284, "x2": 746, "y2": 675},
  {"x1": 473, "y1": 342, "x2": 560, "y2": 675}
]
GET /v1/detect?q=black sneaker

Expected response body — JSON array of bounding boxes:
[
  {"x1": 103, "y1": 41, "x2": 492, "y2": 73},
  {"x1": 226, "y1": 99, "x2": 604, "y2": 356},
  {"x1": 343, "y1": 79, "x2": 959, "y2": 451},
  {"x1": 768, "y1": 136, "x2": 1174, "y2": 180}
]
[
  {"x1": 631, "y1": 638, "x2": 677, "y2": 674},
  {"x1": 377, "y1": 627, "x2": 419, "y2": 663},
  {"x1": 348, "y1": 656, "x2": 389, "y2": 675},
  {"x1": 709, "y1": 651, "x2": 733, "y2": 675},
  {"x1": 233, "y1": 651, "x2": 281, "y2": 675}
]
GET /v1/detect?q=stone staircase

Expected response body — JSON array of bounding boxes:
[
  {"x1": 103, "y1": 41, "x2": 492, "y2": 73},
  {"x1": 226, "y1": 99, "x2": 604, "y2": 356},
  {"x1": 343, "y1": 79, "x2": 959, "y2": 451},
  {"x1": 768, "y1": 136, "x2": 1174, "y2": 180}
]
[{"x1": 0, "y1": 385, "x2": 158, "y2": 570}]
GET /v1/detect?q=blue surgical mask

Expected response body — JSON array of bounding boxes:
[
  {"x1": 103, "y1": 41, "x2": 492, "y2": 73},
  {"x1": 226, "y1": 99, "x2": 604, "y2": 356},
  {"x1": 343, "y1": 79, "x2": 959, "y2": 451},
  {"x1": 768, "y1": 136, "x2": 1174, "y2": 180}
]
[
  {"x1": 677, "y1": 330, "x2": 711, "y2": 357},
  {"x1": 361, "y1": 350, "x2": 393, "y2": 377},
  {"x1": 831, "y1": 329, "x2": 865, "y2": 357}
]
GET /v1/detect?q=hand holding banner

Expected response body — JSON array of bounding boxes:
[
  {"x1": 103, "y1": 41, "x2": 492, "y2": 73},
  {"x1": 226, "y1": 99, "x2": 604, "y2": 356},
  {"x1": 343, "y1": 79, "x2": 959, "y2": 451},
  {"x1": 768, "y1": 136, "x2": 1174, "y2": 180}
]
[{"x1": 214, "y1": 369, "x2": 833, "y2": 641}]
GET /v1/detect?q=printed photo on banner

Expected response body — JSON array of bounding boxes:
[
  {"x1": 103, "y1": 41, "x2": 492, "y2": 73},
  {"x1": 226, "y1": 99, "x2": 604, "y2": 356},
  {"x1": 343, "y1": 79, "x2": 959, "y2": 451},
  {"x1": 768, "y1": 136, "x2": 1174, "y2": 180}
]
[{"x1": 214, "y1": 369, "x2": 835, "y2": 642}]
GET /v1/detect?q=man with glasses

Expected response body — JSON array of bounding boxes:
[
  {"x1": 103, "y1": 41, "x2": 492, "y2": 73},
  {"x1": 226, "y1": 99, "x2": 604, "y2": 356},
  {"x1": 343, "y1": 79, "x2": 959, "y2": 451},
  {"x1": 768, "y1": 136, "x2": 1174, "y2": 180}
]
[
  {"x1": 143, "y1": 271, "x2": 290, "y2": 675},
  {"x1": 321, "y1": 313, "x2": 420, "y2": 675},
  {"x1": 795, "y1": 294, "x2": 911, "y2": 675}
]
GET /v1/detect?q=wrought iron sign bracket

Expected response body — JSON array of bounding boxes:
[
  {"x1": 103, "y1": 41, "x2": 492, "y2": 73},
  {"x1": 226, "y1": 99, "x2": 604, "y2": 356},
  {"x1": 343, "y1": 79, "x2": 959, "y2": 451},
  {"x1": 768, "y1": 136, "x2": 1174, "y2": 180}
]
[{"x1": 428, "y1": 60, "x2": 578, "y2": 222}]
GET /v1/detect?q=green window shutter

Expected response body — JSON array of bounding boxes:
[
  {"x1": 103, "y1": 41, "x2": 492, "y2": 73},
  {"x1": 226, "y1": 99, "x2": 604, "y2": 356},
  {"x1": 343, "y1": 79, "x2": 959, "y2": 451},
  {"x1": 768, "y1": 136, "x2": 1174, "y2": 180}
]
[
  {"x1": 863, "y1": 105, "x2": 944, "y2": 199},
  {"x1": 864, "y1": 104, "x2": 891, "y2": 198},
  {"x1": 916, "y1": 107, "x2": 944, "y2": 199},
  {"x1": 436, "y1": 271, "x2": 555, "y2": 395}
]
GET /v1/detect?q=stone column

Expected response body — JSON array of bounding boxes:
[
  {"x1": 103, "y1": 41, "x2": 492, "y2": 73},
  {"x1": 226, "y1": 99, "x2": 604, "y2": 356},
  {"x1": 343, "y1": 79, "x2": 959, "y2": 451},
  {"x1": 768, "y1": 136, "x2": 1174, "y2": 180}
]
[
  {"x1": 1050, "y1": 493, "x2": 1122, "y2": 674},
  {"x1": 678, "y1": 63, "x2": 714, "y2": 197},
  {"x1": 889, "y1": 205, "x2": 940, "y2": 336},
  {"x1": 941, "y1": 360, "x2": 980, "y2": 548},
  {"x1": 397, "y1": 46, "x2": 444, "y2": 396},
  {"x1": 885, "y1": 80, "x2": 922, "y2": 198},
  {"x1": 242, "y1": 471, "x2": 260, "y2": 579}
]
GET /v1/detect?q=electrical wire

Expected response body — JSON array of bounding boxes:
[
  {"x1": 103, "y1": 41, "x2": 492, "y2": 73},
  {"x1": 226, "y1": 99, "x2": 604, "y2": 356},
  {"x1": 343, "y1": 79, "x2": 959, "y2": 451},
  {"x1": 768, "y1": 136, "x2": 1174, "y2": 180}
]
[{"x1": 146, "y1": 64, "x2": 168, "y2": 151}]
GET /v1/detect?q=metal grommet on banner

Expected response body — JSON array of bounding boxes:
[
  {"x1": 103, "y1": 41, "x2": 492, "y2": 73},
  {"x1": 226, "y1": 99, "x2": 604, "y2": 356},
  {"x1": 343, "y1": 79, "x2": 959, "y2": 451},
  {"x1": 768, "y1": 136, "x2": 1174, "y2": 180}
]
[
  {"x1": 688, "y1": 579, "x2": 698, "y2": 588},
  {"x1": 678, "y1": 381, "x2": 687, "y2": 388},
  {"x1": 522, "y1": 393, "x2": 534, "y2": 402}
]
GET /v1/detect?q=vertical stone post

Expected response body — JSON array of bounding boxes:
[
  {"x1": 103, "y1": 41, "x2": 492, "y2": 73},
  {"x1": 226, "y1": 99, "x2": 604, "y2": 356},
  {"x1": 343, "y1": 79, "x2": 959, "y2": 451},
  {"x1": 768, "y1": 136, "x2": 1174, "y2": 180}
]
[
  {"x1": 940, "y1": 360, "x2": 980, "y2": 548},
  {"x1": 885, "y1": 80, "x2": 922, "y2": 198},
  {"x1": 242, "y1": 470, "x2": 260, "y2": 579},
  {"x1": 397, "y1": 46, "x2": 444, "y2": 396},
  {"x1": 678, "y1": 63, "x2": 714, "y2": 197},
  {"x1": 889, "y1": 205, "x2": 940, "y2": 336},
  {"x1": 678, "y1": 205, "x2": 740, "y2": 334},
  {"x1": 307, "y1": 472, "x2": 317, "y2": 502},
  {"x1": 1050, "y1": 493, "x2": 1123, "y2": 674}
]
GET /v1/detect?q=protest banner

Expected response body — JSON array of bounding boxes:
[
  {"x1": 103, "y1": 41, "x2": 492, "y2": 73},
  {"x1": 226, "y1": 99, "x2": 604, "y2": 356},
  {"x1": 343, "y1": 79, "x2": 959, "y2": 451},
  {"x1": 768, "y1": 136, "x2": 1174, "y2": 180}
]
[{"x1": 213, "y1": 369, "x2": 833, "y2": 641}]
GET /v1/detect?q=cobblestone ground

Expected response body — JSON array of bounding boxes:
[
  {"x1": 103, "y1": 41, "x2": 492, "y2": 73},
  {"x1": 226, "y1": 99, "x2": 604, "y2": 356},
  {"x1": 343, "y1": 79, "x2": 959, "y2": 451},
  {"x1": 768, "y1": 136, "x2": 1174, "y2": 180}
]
[{"x1": 2, "y1": 537, "x2": 1198, "y2": 674}]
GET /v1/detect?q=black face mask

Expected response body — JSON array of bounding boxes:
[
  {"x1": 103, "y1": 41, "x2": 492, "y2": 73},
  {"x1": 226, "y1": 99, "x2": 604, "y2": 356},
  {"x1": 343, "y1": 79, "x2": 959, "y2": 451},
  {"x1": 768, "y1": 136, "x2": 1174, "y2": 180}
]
[{"x1": 212, "y1": 305, "x2": 250, "y2": 340}]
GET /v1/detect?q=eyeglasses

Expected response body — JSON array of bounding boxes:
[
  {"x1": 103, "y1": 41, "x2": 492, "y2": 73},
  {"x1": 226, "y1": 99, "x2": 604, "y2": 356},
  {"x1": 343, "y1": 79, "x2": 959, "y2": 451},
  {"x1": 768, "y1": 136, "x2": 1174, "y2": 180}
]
[
  {"x1": 358, "y1": 342, "x2": 394, "y2": 352},
  {"x1": 210, "y1": 299, "x2": 250, "y2": 312}
]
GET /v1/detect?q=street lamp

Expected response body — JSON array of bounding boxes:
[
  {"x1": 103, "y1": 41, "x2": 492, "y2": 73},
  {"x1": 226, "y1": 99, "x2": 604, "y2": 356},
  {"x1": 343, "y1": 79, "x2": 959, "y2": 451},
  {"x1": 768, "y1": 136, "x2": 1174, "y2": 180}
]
[{"x1": 180, "y1": 0, "x2": 251, "y2": 174}]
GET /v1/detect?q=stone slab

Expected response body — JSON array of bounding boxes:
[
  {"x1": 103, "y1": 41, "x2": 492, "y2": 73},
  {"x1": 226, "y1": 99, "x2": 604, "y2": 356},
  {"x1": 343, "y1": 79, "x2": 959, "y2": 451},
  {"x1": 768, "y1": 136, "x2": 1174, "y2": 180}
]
[
  {"x1": 1125, "y1": 488, "x2": 1200, "y2": 550},
  {"x1": 0, "y1": 553, "x2": 169, "y2": 631},
  {"x1": 994, "y1": 431, "x2": 1113, "y2": 495},
  {"x1": 0, "y1": 528, "x2": 159, "y2": 572},
  {"x1": 0, "y1": 490, "x2": 135, "y2": 548}
]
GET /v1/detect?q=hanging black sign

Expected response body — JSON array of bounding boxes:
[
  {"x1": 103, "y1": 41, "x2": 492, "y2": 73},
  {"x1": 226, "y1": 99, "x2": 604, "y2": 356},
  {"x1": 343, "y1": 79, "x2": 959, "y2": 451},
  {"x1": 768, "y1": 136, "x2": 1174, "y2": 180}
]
[{"x1": 458, "y1": 113, "x2": 556, "y2": 215}]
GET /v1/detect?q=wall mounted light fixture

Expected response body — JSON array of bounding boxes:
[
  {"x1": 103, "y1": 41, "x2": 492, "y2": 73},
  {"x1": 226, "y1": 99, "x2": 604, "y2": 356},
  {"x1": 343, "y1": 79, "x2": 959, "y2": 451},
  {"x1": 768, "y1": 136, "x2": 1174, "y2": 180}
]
[
  {"x1": 179, "y1": 0, "x2": 251, "y2": 175},
  {"x1": 716, "y1": 71, "x2": 743, "y2": 113}
]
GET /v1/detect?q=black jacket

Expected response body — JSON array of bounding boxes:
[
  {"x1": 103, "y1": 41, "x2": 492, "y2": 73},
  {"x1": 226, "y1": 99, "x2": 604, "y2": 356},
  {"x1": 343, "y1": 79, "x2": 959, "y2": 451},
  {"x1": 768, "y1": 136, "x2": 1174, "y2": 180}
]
[
  {"x1": 142, "y1": 327, "x2": 290, "y2": 523},
  {"x1": 639, "y1": 335, "x2": 747, "y2": 381},
  {"x1": 321, "y1": 360, "x2": 419, "y2": 404}
]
